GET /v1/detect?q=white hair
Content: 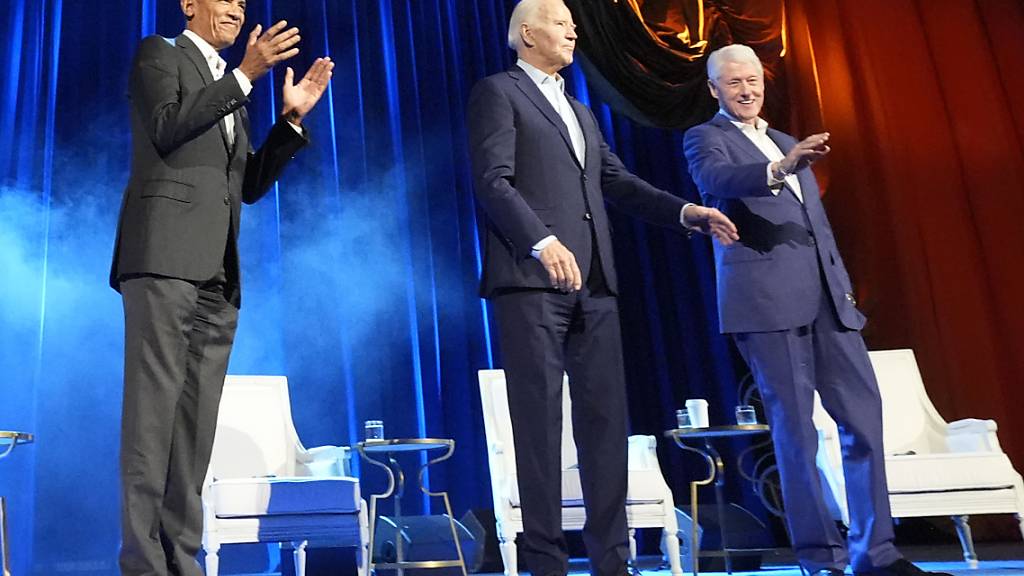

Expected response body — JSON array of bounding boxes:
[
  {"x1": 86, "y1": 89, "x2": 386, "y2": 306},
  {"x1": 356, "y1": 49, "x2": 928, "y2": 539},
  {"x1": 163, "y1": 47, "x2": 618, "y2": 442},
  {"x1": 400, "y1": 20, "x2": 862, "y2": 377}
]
[
  {"x1": 507, "y1": 0, "x2": 546, "y2": 51},
  {"x1": 706, "y1": 44, "x2": 763, "y2": 81}
]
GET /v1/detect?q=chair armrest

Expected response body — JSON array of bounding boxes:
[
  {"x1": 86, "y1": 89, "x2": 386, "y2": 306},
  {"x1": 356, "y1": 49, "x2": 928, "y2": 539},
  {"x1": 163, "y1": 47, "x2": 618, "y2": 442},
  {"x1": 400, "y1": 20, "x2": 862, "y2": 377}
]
[
  {"x1": 627, "y1": 434, "x2": 658, "y2": 470},
  {"x1": 296, "y1": 445, "x2": 351, "y2": 477},
  {"x1": 945, "y1": 418, "x2": 1003, "y2": 453}
]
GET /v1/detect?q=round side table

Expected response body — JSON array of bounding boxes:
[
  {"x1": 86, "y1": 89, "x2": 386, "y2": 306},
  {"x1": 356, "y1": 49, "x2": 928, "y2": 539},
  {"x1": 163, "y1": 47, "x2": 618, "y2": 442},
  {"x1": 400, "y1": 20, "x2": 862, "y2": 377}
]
[
  {"x1": 355, "y1": 438, "x2": 466, "y2": 576},
  {"x1": 665, "y1": 425, "x2": 770, "y2": 576}
]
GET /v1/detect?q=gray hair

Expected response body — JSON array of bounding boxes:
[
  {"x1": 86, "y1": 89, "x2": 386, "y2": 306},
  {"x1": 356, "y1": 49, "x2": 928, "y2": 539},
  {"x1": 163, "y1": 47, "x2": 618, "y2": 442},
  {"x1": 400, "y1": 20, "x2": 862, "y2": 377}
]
[
  {"x1": 508, "y1": 0, "x2": 545, "y2": 51},
  {"x1": 706, "y1": 44, "x2": 763, "y2": 81}
]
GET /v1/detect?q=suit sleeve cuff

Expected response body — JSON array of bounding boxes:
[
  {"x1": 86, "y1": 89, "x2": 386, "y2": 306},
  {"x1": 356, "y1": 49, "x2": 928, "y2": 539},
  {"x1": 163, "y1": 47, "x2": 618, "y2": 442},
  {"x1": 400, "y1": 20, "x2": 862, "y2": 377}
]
[
  {"x1": 530, "y1": 235, "x2": 557, "y2": 260},
  {"x1": 767, "y1": 162, "x2": 784, "y2": 195},
  {"x1": 680, "y1": 203, "x2": 701, "y2": 232},
  {"x1": 232, "y1": 69, "x2": 253, "y2": 96}
]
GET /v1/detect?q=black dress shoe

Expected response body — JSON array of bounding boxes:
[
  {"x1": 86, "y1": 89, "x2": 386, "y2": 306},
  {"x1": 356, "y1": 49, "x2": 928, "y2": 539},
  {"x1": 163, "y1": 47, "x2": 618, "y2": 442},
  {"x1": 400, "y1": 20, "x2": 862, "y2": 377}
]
[
  {"x1": 853, "y1": 558, "x2": 953, "y2": 576},
  {"x1": 809, "y1": 570, "x2": 845, "y2": 576}
]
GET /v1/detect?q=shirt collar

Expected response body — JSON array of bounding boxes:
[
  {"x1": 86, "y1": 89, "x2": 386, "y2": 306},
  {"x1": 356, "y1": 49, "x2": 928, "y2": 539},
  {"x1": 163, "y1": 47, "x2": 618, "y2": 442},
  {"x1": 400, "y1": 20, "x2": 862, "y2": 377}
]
[
  {"x1": 182, "y1": 29, "x2": 222, "y2": 66},
  {"x1": 517, "y1": 58, "x2": 565, "y2": 93},
  {"x1": 718, "y1": 110, "x2": 769, "y2": 135}
]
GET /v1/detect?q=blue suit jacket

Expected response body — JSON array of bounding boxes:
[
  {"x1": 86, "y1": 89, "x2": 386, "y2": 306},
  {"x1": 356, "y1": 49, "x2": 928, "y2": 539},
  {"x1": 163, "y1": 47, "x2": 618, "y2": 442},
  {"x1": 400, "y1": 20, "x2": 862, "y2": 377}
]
[
  {"x1": 684, "y1": 113, "x2": 864, "y2": 334},
  {"x1": 468, "y1": 66, "x2": 687, "y2": 298}
]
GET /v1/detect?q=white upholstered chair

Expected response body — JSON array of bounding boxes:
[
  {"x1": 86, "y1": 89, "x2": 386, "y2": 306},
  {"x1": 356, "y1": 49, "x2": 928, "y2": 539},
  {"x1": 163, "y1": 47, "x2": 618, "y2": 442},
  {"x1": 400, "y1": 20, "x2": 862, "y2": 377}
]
[
  {"x1": 478, "y1": 369, "x2": 683, "y2": 576},
  {"x1": 201, "y1": 375, "x2": 369, "y2": 576},
  {"x1": 812, "y1": 349, "x2": 1024, "y2": 568}
]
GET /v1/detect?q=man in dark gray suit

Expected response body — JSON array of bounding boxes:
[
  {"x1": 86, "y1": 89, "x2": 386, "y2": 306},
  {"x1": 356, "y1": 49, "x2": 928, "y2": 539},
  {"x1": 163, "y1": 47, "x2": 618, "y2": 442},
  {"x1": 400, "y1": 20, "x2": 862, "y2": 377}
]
[
  {"x1": 467, "y1": 2, "x2": 737, "y2": 575},
  {"x1": 109, "y1": 1, "x2": 333, "y2": 574}
]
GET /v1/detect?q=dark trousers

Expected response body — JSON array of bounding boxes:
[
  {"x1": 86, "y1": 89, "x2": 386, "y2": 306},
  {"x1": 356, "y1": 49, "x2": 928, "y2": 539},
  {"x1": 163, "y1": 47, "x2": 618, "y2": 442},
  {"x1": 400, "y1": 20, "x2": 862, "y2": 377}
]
[
  {"x1": 733, "y1": 292, "x2": 901, "y2": 573},
  {"x1": 119, "y1": 272, "x2": 238, "y2": 576},
  {"x1": 492, "y1": 262, "x2": 629, "y2": 576}
]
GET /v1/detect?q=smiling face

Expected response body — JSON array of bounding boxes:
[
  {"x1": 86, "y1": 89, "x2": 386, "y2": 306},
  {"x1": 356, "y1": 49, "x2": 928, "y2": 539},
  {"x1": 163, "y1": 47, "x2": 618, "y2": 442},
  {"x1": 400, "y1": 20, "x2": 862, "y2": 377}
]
[
  {"x1": 181, "y1": 0, "x2": 246, "y2": 50},
  {"x1": 520, "y1": 0, "x2": 577, "y2": 75},
  {"x1": 708, "y1": 59, "x2": 764, "y2": 125}
]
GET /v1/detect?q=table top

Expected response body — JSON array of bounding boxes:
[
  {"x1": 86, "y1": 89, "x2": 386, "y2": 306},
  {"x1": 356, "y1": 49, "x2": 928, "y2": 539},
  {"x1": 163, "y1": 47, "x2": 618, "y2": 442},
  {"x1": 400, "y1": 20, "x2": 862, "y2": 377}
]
[
  {"x1": 664, "y1": 424, "x2": 770, "y2": 439},
  {"x1": 356, "y1": 438, "x2": 453, "y2": 453},
  {"x1": 0, "y1": 431, "x2": 34, "y2": 446}
]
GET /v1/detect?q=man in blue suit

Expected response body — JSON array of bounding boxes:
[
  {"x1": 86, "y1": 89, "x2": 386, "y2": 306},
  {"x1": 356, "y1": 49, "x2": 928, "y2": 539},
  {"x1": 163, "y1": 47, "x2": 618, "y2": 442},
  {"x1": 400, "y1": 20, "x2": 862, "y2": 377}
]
[
  {"x1": 467, "y1": 2, "x2": 738, "y2": 575},
  {"x1": 683, "y1": 44, "x2": 949, "y2": 576}
]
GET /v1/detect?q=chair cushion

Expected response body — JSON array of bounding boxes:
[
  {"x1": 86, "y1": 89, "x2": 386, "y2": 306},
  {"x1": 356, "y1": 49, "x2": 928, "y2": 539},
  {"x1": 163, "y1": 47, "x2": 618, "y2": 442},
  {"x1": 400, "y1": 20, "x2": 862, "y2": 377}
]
[
  {"x1": 211, "y1": 476, "x2": 360, "y2": 517},
  {"x1": 885, "y1": 452, "x2": 1017, "y2": 494},
  {"x1": 508, "y1": 469, "x2": 665, "y2": 507}
]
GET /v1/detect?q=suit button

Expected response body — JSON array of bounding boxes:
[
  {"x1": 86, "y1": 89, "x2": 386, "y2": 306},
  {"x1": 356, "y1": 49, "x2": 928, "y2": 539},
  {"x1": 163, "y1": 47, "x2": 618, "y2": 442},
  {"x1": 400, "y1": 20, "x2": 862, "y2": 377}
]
[
  {"x1": 583, "y1": 212, "x2": 592, "y2": 221},
  {"x1": 845, "y1": 292, "x2": 857, "y2": 305},
  {"x1": 223, "y1": 196, "x2": 230, "y2": 205},
  {"x1": 581, "y1": 174, "x2": 588, "y2": 182}
]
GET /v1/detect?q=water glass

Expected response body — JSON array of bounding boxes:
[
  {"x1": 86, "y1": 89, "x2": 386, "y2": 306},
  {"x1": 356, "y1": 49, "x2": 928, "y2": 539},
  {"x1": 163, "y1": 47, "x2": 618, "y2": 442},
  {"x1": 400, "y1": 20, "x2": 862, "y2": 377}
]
[
  {"x1": 675, "y1": 409, "x2": 692, "y2": 429},
  {"x1": 364, "y1": 419, "x2": 384, "y2": 441},
  {"x1": 735, "y1": 405, "x2": 757, "y2": 425}
]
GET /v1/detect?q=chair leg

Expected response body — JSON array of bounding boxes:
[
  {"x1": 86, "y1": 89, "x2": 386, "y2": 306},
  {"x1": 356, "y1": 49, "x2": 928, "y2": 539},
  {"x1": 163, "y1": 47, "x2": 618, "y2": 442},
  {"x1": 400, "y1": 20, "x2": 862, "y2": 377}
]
[
  {"x1": 951, "y1": 515, "x2": 979, "y2": 569},
  {"x1": 628, "y1": 528, "x2": 637, "y2": 568},
  {"x1": 1, "y1": 496, "x2": 10, "y2": 576},
  {"x1": 662, "y1": 527, "x2": 683, "y2": 576},
  {"x1": 498, "y1": 531, "x2": 517, "y2": 576},
  {"x1": 293, "y1": 540, "x2": 308, "y2": 576},
  {"x1": 203, "y1": 541, "x2": 220, "y2": 576}
]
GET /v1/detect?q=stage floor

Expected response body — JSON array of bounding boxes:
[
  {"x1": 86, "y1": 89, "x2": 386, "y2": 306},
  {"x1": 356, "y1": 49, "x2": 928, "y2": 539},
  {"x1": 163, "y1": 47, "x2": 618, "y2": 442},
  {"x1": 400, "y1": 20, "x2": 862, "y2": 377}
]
[{"x1": 533, "y1": 545, "x2": 1024, "y2": 576}]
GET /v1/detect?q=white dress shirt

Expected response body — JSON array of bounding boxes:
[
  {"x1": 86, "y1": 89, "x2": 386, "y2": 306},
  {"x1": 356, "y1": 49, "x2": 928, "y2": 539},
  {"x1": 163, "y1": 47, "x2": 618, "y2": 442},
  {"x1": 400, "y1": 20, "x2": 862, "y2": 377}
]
[{"x1": 720, "y1": 111, "x2": 803, "y2": 203}]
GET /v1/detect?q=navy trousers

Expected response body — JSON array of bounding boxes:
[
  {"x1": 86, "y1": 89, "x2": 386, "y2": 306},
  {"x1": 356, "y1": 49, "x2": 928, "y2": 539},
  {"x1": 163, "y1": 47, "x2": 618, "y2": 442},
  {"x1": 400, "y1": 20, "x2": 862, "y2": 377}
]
[
  {"x1": 492, "y1": 283, "x2": 630, "y2": 576},
  {"x1": 733, "y1": 293, "x2": 902, "y2": 573}
]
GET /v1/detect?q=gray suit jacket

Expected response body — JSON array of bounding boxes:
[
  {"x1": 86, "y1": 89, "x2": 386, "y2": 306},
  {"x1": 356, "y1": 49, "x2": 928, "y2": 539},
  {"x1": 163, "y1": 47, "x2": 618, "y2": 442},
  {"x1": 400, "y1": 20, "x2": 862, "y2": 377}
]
[{"x1": 110, "y1": 33, "x2": 307, "y2": 305}]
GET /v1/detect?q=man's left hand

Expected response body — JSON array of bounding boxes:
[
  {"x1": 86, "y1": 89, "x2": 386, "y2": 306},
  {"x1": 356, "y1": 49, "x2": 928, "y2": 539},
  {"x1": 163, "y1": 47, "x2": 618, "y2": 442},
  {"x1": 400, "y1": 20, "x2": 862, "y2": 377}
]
[
  {"x1": 281, "y1": 57, "x2": 335, "y2": 125},
  {"x1": 684, "y1": 205, "x2": 740, "y2": 245}
]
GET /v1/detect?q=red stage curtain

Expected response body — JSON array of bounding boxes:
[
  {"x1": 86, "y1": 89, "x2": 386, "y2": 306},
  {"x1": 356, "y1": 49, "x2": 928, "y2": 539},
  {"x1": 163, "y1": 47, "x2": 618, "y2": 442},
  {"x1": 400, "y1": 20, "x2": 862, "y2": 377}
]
[{"x1": 784, "y1": 0, "x2": 1024, "y2": 488}]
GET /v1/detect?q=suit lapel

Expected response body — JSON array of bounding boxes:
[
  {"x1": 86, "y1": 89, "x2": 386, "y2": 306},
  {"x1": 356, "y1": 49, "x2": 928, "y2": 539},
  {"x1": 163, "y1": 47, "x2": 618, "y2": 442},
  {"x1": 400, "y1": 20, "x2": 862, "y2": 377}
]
[
  {"x1": 509, "y1": 68, "x2": 581, "y2": 168},
  {"x1": 712, "y1": 113, "x2": 768, "y2": 165},
  {"x1": 567, "y1": 97, "x2": 592, "y2": 169},
  {"x1": 176, "y1": 34, "x2": 233, "y2": 155}
]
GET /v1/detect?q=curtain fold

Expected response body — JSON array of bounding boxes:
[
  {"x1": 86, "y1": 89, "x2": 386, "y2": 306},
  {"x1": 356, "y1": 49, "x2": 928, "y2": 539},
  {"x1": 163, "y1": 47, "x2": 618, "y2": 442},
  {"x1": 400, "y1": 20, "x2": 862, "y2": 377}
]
[
  {"x1": 785, "y1": 0, "x2": 1024, "y2": 482},
  {"x1": 566, "y1": 0, "x2": 787, "y2": 128}
]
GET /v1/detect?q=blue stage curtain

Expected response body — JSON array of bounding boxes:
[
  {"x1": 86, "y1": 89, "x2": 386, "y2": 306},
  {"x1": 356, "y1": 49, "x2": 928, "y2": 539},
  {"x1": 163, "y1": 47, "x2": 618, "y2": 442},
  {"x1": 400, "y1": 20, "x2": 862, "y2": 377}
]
[{"x1": 0, "y1": 1, "x2": 748, "y2": 572}]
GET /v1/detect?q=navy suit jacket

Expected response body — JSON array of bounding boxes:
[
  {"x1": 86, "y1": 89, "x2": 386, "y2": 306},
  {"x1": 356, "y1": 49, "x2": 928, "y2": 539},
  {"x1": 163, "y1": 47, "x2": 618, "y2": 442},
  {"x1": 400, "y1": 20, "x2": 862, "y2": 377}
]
[
  {"x1": 683, "y1": 113, "x2": 864, "y2": 334},
  {"x1": 468, "y1": 66, "x2": 687, "y2": 298}
]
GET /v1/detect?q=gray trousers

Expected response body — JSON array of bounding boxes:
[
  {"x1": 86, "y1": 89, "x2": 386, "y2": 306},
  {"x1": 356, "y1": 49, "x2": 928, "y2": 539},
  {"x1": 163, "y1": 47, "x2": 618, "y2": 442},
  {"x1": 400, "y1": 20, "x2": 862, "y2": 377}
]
[{"x1": 119, "y1": 273, "x2": 238, "y2": 576}]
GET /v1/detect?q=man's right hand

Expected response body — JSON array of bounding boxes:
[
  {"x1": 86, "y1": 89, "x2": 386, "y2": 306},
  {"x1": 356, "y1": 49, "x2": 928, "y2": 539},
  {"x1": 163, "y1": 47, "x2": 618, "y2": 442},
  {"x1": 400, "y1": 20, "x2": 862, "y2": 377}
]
[
  {"x1": 777, "y1": 132, "x2": 831, "y2": 175},
  {"x1": 237, "y1": 21, "x2": 301, "y2": 82},
  {"x1": 538, "y1": 240, "x2": 582, "y2": 293}
]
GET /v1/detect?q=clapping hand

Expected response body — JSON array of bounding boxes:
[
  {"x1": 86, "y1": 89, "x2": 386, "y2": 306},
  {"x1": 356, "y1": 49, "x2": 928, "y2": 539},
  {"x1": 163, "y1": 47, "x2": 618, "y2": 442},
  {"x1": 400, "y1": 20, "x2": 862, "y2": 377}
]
[
  {"x1": 281, "y1": 57, "x2": 335, "y2": 125},
  {"x1": 238, "y1": 21, "x2": 300, "y2": 82}
]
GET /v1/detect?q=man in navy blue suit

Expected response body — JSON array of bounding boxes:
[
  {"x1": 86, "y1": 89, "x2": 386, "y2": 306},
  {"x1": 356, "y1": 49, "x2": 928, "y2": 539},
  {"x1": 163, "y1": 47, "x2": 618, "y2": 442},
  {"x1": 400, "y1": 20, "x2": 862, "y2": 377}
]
[
  {"x1": 683, "y1": 44, "x2": 950, "y2": 576},
  {"x1": 467, "y1": 1, "x2": 738, "y2": 575}
]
